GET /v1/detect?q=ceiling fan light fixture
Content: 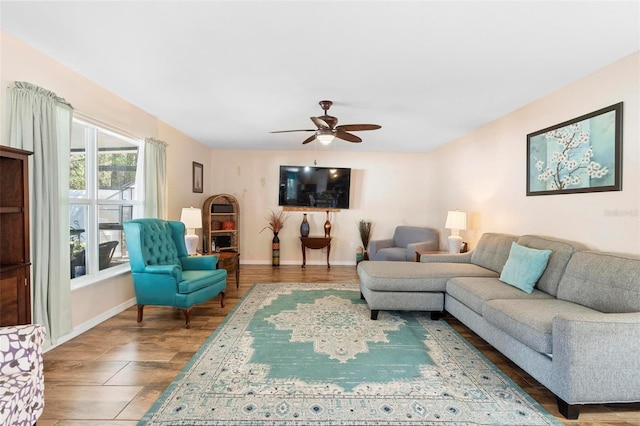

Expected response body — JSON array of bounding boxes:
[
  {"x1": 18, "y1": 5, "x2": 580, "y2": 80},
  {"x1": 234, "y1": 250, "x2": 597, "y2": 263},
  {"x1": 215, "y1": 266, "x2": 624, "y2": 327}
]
[{"x1": 316, "y1": 130, "x2": 335, "y2": 145}]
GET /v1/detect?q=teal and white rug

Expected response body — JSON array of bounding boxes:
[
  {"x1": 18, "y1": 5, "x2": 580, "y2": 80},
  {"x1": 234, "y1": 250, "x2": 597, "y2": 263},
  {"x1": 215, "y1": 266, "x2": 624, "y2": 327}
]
[{"x1": 140, "y1": 283, "x2": 561, "y2": 425}]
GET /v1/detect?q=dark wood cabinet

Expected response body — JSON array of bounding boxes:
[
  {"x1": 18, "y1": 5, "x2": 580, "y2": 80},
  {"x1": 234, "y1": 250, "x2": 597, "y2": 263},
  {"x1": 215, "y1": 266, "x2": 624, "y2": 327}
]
[{"x1": 0, "y1": 146, "x2": 32, "y2": 326}]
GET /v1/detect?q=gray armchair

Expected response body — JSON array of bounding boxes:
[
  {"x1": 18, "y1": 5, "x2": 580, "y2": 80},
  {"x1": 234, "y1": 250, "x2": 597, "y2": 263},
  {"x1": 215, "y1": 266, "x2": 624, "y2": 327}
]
[{"x1": 368, "y1": 226, "x2": 439, "y2": 261}]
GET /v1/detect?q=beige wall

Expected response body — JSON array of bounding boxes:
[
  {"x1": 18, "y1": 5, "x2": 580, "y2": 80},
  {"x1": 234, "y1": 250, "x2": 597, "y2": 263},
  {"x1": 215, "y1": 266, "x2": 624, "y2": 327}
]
[
  {"x1": 1, "y1": 31, "x2": 214, "y2": 330},
  {"x1": 208, "y1": 150, "x2": 433, "y2": 264},
  {"x1": 425, "y1": 52, "x2": 640, "y2": 253}
]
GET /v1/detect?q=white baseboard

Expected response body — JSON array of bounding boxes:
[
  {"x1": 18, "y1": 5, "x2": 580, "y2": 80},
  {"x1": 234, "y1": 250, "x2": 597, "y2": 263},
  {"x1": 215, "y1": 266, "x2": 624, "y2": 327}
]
[{"x1": 45, "y1": 297, "x2": 137, "y2": 353}]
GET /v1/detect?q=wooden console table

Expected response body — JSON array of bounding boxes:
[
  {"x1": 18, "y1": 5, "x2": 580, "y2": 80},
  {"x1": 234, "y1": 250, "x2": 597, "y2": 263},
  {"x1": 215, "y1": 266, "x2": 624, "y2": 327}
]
[{"x1": 300, "y1": 237, "x2": 331, "y2": 268}]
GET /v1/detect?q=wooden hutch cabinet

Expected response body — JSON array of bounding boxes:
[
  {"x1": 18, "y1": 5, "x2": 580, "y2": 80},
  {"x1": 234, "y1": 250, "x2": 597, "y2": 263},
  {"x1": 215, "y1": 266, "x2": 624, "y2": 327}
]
[{"x1": 0, "y1": 146, "x2": 32, "y2": 326}]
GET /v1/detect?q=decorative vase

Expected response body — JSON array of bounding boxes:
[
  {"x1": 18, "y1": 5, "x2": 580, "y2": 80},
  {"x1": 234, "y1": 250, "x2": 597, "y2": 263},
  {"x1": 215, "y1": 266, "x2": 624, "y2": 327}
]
[
  {"x1": 300, "y1": 213, "x2": 310, "y2": 237},
  {"x1": 324, "y1": 210, "x2": 332, "y2": 238},
  {"x1": 272, "y1": 232, "x2": 280, "y2": 267}
]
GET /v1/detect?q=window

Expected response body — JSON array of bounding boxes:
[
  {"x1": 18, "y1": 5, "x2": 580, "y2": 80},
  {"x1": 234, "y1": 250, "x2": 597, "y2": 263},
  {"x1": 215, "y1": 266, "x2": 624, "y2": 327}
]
[{"x1": 69, "y1": 118, "x2": 143, "y2": 282}]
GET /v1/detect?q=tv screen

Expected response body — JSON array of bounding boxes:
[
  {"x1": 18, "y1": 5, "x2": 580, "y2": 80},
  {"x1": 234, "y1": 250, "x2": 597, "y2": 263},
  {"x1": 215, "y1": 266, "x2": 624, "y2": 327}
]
[{"x1": 279, "y1": 165, "x2": 351, "y2": 209}]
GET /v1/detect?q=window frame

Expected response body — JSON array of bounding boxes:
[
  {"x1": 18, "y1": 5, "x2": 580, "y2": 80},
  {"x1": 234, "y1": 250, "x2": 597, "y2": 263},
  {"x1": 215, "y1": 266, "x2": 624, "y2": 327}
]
[{"x1": 69, "y1": 117, "x2": 144, "y2": 289}]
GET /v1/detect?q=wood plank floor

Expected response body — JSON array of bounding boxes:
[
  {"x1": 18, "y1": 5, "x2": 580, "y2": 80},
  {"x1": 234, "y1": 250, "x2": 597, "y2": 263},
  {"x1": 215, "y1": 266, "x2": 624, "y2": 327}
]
[{"x1": 39, "y1": 265, "x2": 640, "y2": 425}]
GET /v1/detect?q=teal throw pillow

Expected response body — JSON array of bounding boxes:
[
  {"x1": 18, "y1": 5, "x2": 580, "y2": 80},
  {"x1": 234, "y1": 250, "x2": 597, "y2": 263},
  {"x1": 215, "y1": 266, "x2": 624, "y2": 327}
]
[{"x1": 499, "y1": 242, "x2": 552, "y2": 294}]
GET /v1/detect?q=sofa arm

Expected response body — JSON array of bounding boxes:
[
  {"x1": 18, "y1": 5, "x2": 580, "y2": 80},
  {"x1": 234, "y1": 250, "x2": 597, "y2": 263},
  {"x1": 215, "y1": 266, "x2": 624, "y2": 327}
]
[
  {"x1": 368, "y1": 239, "x2": 393, "y2": 259},
  {"x1": 180, "y1": 255, "x2": 218, "y2": 270},
  {"x1": 420, "y1": 251, "x2": 473, "y2": 263},
  {"x1": 552, "y1": 312, "x2": 640, "y2": 404},
  {"x1": 143, "y1": 264, "x2": 182, "y2": 283},
  {"x1": 408, "y1": 240, "x2": 439, "y2": 254},
  {"x1": 407, "y1": 241, "x2": 439, "y2": 261}
]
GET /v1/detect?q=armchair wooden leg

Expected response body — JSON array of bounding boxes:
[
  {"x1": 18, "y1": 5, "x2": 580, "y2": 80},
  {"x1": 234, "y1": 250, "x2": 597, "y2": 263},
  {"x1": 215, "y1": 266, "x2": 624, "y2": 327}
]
[
  {"x1": 183, "y1": 309, "x2": 191, "y2": 329},
  {"x1": 220, "y1": 291, "x2": 225, "y2": 308},
  {"x1": 137, "y1": 305, "x2": 144, "y2": 323}
]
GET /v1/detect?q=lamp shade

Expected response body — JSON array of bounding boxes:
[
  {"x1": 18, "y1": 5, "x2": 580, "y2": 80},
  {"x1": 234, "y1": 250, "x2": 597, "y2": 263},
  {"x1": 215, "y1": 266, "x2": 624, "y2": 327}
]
[
  {"x1": 316, "y1": 129, "x2": 335, "y2": 145},
  {"x1": 180, "y1": 207, "x2": 202, "y2": 256},
  {"x1": 445, "y1": 210, "x2": 467, "y2": 231},
  {"x1": 445, "y1": 210, "x2": 466, "y2": 254},
  {"x1": 180, "y1": 207, "x2": 202, "y2": 230}
]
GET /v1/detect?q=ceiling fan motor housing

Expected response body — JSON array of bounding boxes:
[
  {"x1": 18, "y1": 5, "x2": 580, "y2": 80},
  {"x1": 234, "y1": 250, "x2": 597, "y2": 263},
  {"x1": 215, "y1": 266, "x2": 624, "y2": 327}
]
[
  {"x1": 319, "y1": 100, "x2": 333, "y2": 111},
  {"x1": 320, "y1": 115, "x2": 338, "y2": 128}
]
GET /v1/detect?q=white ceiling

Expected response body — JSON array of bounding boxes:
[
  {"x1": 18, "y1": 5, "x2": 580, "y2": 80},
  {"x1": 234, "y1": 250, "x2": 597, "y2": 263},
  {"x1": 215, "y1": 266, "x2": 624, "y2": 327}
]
[{"x1": 1, "y1": 1, "x2": 638, "y2": 152}]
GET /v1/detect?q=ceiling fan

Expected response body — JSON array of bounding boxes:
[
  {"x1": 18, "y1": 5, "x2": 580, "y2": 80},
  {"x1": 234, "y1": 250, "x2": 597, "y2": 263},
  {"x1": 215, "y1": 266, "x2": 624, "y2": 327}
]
[{"x1": 271, "y1": 100, "x2": 381, "y2": 145}]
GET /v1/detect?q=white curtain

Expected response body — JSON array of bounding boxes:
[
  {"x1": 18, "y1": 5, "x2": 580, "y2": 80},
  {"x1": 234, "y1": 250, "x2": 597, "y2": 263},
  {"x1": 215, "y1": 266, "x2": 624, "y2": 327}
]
[
  {"x1": 142, "y1": 137, "x2": 168, "y2": 219},
  {"x1": 5, "y1": 81, "x2": 73, "y2": 348}
]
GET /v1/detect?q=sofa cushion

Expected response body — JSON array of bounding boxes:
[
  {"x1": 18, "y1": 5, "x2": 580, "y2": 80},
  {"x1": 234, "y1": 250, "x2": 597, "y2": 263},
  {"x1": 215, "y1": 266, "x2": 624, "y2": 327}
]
[
  {"x1": 358, "y1": 261, "x2": 497, "y2": 292},
  {"x1": 446, "y1": 277, "x2": 554, "y2": 315},
  {"x1": 482, "y1": 299, "x2": 599, "y2": 354},
  {"x1": 469, "y1": 233, "x2": 519, "y2": 273},
  {"x1": 499, "y1": 242, "x2": 551, "y2": 293},
  {"x1": 517, "y1": 235, "x2": 588, "y2": 296},
  {"x1": 557, "y1": 251, "x2": 640, "y2": 313}
]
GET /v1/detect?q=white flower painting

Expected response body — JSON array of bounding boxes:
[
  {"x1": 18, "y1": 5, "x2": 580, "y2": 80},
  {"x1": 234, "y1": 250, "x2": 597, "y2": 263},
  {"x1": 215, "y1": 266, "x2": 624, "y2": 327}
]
[{"x1": 527, "y1": 103, "x2": 622, "y2": 195}]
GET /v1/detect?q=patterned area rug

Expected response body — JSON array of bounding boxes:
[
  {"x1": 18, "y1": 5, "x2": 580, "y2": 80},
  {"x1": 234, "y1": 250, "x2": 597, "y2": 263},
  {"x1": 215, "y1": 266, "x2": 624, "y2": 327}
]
[{"x1": 140, "y1": 283, "x2": 561, "y2": 425}]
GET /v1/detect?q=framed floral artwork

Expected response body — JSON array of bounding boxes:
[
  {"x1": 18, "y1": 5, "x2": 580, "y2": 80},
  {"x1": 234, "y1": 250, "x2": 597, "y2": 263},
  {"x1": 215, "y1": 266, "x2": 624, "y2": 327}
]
[
  {"x1": 527, "y1": 102, "x2": 622, "y2": 196},
  {"x1": 193, "y1": 162, "x2": 203, "y2": 193}
]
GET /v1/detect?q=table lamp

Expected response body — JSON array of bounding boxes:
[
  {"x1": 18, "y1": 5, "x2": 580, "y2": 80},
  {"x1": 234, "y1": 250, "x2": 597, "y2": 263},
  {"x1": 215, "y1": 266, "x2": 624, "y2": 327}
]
[
  {"x1": 445, "y1": 210, "x2": 467, "y2": 254},
  {"x1": 180, "y1": 207, "x2": 202, "y2": 256}
]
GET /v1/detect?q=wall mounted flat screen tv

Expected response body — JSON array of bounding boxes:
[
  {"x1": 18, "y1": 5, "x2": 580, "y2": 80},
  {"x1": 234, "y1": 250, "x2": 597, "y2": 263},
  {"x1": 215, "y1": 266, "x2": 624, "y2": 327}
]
[{"x1": 279, "y1": 165, "x2": 351, "y2": 209}]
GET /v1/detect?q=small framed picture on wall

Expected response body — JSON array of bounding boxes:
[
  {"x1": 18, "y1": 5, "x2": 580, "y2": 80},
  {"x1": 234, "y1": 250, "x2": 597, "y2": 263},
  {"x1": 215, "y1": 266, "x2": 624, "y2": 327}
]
[{"x1": 193, "y1": 162, "x2": 203, "y2": 193}]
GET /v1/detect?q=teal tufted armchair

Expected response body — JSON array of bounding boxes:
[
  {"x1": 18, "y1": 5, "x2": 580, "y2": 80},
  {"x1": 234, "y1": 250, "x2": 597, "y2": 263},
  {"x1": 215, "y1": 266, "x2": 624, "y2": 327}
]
[{"x1": 123, "y1": 218, "x2": 227, "y2": 328}]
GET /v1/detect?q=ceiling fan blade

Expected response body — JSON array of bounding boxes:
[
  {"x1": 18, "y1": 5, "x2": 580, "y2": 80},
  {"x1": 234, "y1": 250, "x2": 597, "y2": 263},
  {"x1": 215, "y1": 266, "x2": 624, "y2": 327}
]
[
  {"x1": 270, "y1": 129, "x2": 315, "y2": 133},
  {"x1": 335, "y1": 130, "x2": 362, "y2": 143},
  {"x1": 302, "y1": 134, "x2": 317, "y2": 145},
  {"x1": 336, "y1": 124, "x2": 381, "y2": 131},
  {"x1": 310, "y1": 116, "x2": 330, "y2": 129}
]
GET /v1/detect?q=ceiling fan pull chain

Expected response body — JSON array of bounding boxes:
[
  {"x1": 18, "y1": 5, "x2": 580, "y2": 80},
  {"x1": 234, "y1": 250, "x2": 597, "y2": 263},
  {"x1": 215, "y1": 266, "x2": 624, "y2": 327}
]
[{"x1": 314, "y1": 138, "x2": 318, "y2": 165}]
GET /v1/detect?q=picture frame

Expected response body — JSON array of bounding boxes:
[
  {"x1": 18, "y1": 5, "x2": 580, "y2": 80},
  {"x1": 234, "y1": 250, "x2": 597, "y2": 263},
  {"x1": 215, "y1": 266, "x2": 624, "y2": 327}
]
[
  {"x1": 526, "y1": 102, "x2": 622, "y2": 196},
  {"x1": 192, "y1": 162, "x2": 203, "y2": 193}
]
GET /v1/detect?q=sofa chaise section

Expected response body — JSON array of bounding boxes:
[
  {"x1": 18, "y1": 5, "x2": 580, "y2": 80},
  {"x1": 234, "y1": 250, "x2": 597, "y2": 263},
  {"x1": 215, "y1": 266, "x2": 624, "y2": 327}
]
[
  {"x1": 358, "y1": 260, "x2": 498, "y2": 319},
  {"x1": 358, "y1": 233, "x2": 518, "y2": 319}
]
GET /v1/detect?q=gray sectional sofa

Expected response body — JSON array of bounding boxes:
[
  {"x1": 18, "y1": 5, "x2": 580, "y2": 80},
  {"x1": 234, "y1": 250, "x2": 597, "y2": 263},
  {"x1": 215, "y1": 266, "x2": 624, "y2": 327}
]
[{"x1": 357, "y1": 232, "x2": 640, "y2": 419}]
